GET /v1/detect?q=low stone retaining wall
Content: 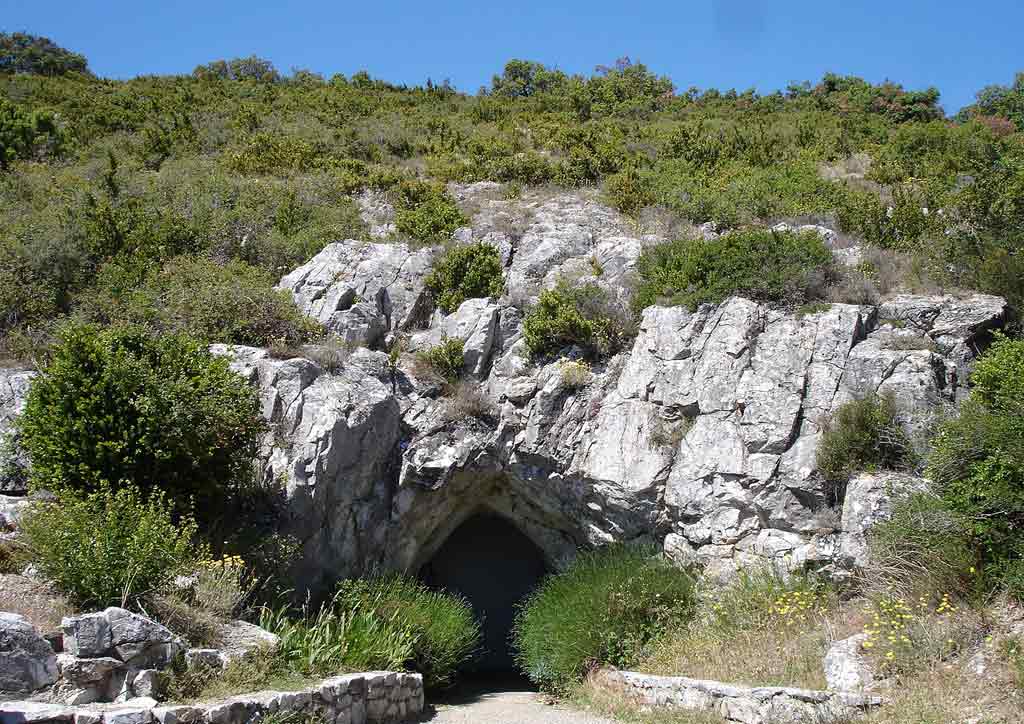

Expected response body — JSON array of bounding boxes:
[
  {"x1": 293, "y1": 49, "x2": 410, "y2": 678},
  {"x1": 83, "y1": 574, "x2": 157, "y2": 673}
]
[
  {"x1": 0, "y1": 671, "x2": 423, "y2": 724},
  {"x1": 594, "y1": 669, "x2": 882, "y2": 724}
]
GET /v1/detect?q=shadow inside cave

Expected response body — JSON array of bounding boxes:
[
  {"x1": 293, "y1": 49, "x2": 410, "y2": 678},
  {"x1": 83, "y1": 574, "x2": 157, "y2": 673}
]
[{"x1": 419, "y1": 512, "x2": 550, "y2": 674}]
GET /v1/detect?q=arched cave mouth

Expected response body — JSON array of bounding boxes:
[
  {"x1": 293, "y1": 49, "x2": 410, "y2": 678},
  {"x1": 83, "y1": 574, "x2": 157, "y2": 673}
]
[{"x1": 419, "y1": 512, "x2": 549, "y2": 674}]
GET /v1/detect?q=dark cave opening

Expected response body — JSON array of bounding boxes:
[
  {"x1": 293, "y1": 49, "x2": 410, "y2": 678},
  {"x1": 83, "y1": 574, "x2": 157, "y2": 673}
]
[{"x1": 419, "y1": 513, "x2": 550, "y2": 673}]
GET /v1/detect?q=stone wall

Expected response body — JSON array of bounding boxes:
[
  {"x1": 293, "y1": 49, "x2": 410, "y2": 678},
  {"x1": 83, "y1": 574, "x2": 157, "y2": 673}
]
[
  {"x1": 0, "y1": 671, "x2": 424, "y2": 724},
  {"x1": 593, "y1": 669, "x2": 881, "y2": 724}
]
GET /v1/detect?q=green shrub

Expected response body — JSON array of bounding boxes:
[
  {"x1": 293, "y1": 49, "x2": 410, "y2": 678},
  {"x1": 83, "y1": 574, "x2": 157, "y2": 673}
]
[
  {"x1": 633, "y1": 229, "x2": 835, "y2": 311},
  {"x1": 0, "y1": 96, "x2": 64, "y2": 169},
  {"x1": 424, "y1": 243, "x2": 504, "y2": 313},
  {"x1": 414, "y1": 338, "x2": 465, "y2": 382},
  {"x1": 513, "y1": 544, "x2": 698, "y2": 693},
  {"x1": 75, "y1": 256, "x2": 319, "y2": 347},
  {"x1": 336, "y1": 574, "x2": 481, "y2": 690},
  {"x1": 604, "y1": 165, "x2": 655, "y2": 216},
  {"x1": 867, "y1": 492, "x2": 977, "y2": 599},
  {"x1": 817, "y1": 393, "x2": 913, "y2": 483},
  {"x1": 393, "y1": 184, "x2": 467, "y2": 243},
  {"x1": 522, "y1": 282, "x2": 632, "y2": 359},
  {"x1": 928, "y1": 335, "x2": 1024, "y2": 584},
  {"x1": 19, "y1": 484, "x2": 203, "y2": 607},
  {"x1": 19, "y1": 324, "x2": 265, "y2": 522}
]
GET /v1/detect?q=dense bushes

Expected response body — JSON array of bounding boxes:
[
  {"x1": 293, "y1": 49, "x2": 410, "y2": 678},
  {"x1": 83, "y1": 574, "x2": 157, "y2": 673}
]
[
  {"x1": 19, "y1": 484, "x2": 203, "y2": 607},
  {"x1": 513, "y1": 544, "x2": 698, "y2": 693},
  {"x1": 336, "y1": 575, "x2": 481, "y2": 690},
  {"x1": 18, "y1": 324, "x2": 264, "y2": 522},
  {"x1": 633, "y1": 229, "x2": 835, "y2": 311},
  {"x1": 817, "y1": 393, "x2": 913, "y2": 483},
  {"x1": 424, "y1": 243, "x2": 504, "y2": 313},
  {"x1": 75, "y1": 256, "x2": 319, "y2": 347},
  {"x1": 522, "y1": 283, "x2": 633, "y2": 359},
  {"x1": 0, "y1": 32, "x2": 89, "y2": 76},
  {"x1": 928, "y1": 335, "x2": 1024, "y2": 583},
  {"x1": 393, "y1": 183, "x2": 467, "y2": 243},
  {"x1": 0, "y1": 96, "x2": 63, "y2": 168}
]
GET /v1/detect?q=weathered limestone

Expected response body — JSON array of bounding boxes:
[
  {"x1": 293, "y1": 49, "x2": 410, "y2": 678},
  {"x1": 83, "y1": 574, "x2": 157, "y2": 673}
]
[
  {"x1": 593, "y1": 669, "x2": 881, "y2": 724},
  {"x1": 823, "y1": 634, "x2": 875, "y2": 694},
  {"x1": 276, "y1": 240, "x2": 434, "y2": 347},
  {"x1": 0, "y1": 368, "x2": 34, "y2": 494},
  {"x1": 0, "y1": 671, "x2": 424, "y2": 724},
  {"x1": 0, "y1": 613, "x2": 57, "y2": 693}
]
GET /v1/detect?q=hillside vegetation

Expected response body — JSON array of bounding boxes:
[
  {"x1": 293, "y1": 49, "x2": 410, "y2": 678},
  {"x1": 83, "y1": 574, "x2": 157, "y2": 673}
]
[{"x1": 1, "y1": 36, "x2": 1023, "y2": 362}]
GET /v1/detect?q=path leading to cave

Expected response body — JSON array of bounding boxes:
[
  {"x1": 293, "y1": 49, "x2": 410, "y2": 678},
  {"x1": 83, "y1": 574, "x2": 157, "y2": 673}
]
[{"x1": 420, "y1": 677, "x2": 617, "y2": 724}]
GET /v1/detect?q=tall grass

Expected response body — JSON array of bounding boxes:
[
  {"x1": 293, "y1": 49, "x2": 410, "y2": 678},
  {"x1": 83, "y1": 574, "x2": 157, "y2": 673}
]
[
  {"x1": 336, "y1": 574, "x2": 481, "y2": 690},
  {"x1": 259, "y1": 596, "x2": 414, "y2": 676}
]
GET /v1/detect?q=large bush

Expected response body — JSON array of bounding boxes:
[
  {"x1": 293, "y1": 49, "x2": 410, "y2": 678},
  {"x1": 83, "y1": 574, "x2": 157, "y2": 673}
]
[
  {"x1": 928, "y1": 335, "x2": 1024, "y2": 582},
  {"x1": 19, "y1": 324, "x2": 264, "y2": 521},
  {"x1": 424, "y1": 243, "x2": 504, "y2": 313},
  {"x1": 522, "y1": 282, "x2": 633, "y2": 359},
  {"x1": 513, "y1": 544, "x2": 697, "y2": 693},
  {"x1": 634, "y1": 229, "x2": 835, "y2": 311},
  {"x1": 336, "y1": 574, "x2": 481, "y2": 690},
  {"x1": 19, "y1": 484, "x2": 203, "y2": 607}
]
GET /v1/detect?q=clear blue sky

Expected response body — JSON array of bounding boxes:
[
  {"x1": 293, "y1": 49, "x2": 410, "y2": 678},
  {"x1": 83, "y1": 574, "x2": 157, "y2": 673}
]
[{"x1": 2, "y1": 0, "x2": 1021, "y2": 113}]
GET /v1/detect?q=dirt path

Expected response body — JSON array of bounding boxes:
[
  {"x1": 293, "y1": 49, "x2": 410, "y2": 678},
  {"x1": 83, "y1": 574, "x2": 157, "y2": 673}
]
[{"x1": 419, "y1": 677, "x2": 617, "y2": 724}]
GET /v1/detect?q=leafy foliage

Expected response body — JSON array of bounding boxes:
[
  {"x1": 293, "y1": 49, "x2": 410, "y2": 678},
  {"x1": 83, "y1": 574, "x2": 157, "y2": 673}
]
[
  {"x1": 336, "y1": 574, "x2": 481, "y2": 690},
  {"x1": 414, "y1": 338, "x2": 465, "y2": 382},
  {"x1": 19, "y1": 324, "x2": 264, "y2": 523},
  {"x1": 393, "y1": 183, "x2": 467, "y2": 243},
  {"x1": 513, "y1": 544, "x2": 698, "y2": 693},
  {"x1": 0, "y1": 32, "x2": 88, "y2": 76},
  {"x1": 424, "y1": 242, "x2": 504, "y2": 313},
  {"x1": 928, "y1": 335, "x2": 1024, "y2": 584},
  {"x1": 0, "y1": 96, "x2": 62, "y2": 168},
  {"x1": 74, "y1": 255, "x2": 319, "y2": 346},
  {"x1": 817, "y1": 393, "x2": 913, "y2": 483},
  {"x1": 634, "y1": 229, "x2": 835, "y2": 311},
  {"x1": 522, "y1": 282, "x2": 632, "y2": 359},
  {"x1": 19, "y1": 483, "x2": 203, "y2": 607}
]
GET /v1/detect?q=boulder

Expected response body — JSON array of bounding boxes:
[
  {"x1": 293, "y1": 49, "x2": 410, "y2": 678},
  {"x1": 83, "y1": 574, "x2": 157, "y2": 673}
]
[
  {"x1": 0, "y1": 612, "x2": 57, "y2": 693},
  {"x1": 276, "y1": 240, "x2": 434, "y2": 346},
  {"x1": 61, "y1": 609, "x2": 183, "y2": 670},
  {"x1": 0, "y1": 368, "x2": 34, "y2": 494},
  {"x1": 823, "y1": 634, "x2": 874, "y2": 693}
]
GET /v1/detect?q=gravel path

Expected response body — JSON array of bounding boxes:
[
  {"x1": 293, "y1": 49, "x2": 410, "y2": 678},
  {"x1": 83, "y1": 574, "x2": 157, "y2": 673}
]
[{"x1": 419, "y1": 678, "x2": 617, "y2": 724}]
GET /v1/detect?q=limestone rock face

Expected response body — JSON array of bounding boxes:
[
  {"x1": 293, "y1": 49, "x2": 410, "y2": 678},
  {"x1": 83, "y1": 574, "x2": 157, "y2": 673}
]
[
  {"x1": 276, "y1": 240, "x2": 435, "y2": 346},
  {"x1": 0, "y1": 368, "x2": 34, "y2": 493},
  {"x1": 0, "y1": 612, "x2": 57, "y2": 693},
  {"x1": 210, "y1": 191, "x2": 1009, "y2": 592}
]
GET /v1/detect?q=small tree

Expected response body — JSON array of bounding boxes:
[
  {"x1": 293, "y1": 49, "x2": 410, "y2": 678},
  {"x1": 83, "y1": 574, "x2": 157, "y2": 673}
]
[{"x1": 0, "y1": 32, "x2": 89, "y2": 76}]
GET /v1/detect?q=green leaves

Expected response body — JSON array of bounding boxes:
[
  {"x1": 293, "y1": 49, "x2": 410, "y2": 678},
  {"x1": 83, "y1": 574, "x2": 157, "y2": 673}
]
[
  {"x1": 19, "y1": 323, "x2": 265, "y2": 525},
  {"x1": 513, "y1": 544, "x2": 697, "y2": 693},
  {"x1": 424, "y1": 242, "x2": 504, "y2": 313},
  {"x1": 20, "y1": 483, "x2": 204, "y2": 607},
  {"x1": 634, "y1": 228, "x2": 835, "y2": 312}
]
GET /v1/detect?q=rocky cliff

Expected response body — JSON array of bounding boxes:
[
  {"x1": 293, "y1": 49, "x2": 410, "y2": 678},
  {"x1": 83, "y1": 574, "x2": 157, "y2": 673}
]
[{"x1": 202, "y1": 185, "x2": 1006, "y2": 592}]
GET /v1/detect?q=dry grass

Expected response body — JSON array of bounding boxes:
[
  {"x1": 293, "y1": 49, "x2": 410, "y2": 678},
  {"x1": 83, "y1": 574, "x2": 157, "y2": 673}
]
[
  {"x1": 442, "y1": 380, "x2": 497, "y2": 422},
  {"x1": 0, "y1": 573, "x2": 76, "y2": 633}
]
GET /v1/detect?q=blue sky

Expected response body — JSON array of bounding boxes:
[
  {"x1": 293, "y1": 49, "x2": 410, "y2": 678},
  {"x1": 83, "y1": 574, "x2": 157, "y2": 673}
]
[{"x1": 2, "y1": 0, "x2": 1021, "y2": 113}]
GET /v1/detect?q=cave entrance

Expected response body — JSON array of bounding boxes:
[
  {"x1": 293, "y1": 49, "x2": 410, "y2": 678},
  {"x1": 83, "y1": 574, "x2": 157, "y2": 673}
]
[{"x1": 420, "y1": 513, "x2": 549, "y2": 673}]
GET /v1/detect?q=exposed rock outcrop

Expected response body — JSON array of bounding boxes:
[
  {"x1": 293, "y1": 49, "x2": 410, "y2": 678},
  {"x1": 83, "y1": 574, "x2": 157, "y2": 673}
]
[{"x1": 221, "y1": 269, "x2": 1004, "y2": 591}]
